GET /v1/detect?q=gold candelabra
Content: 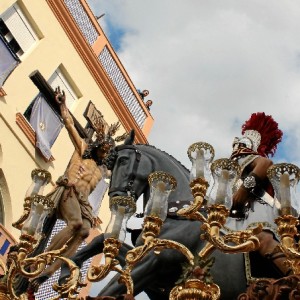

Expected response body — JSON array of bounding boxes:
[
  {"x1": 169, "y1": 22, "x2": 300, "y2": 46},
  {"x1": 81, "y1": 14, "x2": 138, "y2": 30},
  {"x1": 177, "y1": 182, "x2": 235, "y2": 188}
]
[
  {"x1": 267, "y1": 163, "x2": 300, "y2": 275},
  {"x1": 237, "y1": 162, "x2": 300, "y2": 299},
  {"x1": 0, "y1": 169, "x2": 84, "y2": 300},
  {"x1": 87, "y1": 195, "x2": 137, "y2": 295},
  {"x1": 87, "y1": 172, "x2": 195, "y2": 296},
  {"x1": 170, "y1": 144, "x2": 262, "y2": 300},
  {"x1": 4, "y1": 158, "x2": 299, "y2": 299},
  {"x1": 6, "y1": 234, "x2": 85, "y2": 300},
  {"x1": 125, "y1": 172, "x2": 194, "y2": 274},
  {"x1": 12, "y1": 169, "x2": 51, "y2": 230}
]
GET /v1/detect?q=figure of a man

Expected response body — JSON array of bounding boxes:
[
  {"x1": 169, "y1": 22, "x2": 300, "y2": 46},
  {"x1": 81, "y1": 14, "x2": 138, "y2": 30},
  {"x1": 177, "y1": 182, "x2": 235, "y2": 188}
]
[
  {"x1": 227, "y1": 112, "x2": 290, "y2": 276},
  {"x1": 31, "y1": 88, "x2": 120, "y2": 290}
]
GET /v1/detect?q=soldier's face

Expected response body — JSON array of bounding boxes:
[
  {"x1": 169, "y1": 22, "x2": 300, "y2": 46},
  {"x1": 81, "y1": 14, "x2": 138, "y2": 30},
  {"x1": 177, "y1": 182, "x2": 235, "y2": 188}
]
[{"x1": 232, "y1": 136, "x2": 253, "y2": 151}]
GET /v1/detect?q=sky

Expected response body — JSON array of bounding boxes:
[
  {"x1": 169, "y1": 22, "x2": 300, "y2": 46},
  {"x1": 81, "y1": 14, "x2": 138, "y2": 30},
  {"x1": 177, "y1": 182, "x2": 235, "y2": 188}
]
[
  {"x1": 86, "y1": 1, "x2": 300, "y2": 298},
  {"x1": 87, "y1": 0, "x2": 300, "y2": 170}
]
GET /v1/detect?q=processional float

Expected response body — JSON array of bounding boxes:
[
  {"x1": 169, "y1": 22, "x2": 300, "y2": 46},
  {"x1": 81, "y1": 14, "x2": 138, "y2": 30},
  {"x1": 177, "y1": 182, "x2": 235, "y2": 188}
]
[
  {"x1": 1, "y1": 142, "x2": 300, "y2": 299},
  {"x1": 85, "y1": 141, "x2": 300, "y2": 299}
]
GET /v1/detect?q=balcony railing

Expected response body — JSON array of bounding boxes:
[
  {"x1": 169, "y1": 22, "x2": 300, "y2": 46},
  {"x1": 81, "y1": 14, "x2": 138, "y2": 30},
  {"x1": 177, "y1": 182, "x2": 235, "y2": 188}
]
[
  {"x1": 64, "y1": 0, "x2": 98, "y2": 46},
  {"x1": 62, "y1": 0, "x2": 149, "y2": 130},
  {"x1": 98, "y1": 46, "x2": 147, "y2": 128}
]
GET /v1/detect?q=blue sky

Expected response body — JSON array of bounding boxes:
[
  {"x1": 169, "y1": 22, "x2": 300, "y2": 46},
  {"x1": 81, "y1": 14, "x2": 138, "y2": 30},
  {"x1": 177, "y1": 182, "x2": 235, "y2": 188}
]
[
  {"x1": 89, "y1": 1, "x2": 300, "y2": 169},
  {"x1": 103, "y1": 15, "x2": 125, "y2": 52},
  {"x1": 86, "y1": 3, "x2": 300, "y2": 299}
]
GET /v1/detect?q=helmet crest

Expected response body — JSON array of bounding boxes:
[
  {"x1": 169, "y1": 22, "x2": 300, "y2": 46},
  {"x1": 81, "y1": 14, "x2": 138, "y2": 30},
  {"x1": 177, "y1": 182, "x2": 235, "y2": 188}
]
[{"x1": 241, "y1": 112, "x2": 283, "y2": 157}]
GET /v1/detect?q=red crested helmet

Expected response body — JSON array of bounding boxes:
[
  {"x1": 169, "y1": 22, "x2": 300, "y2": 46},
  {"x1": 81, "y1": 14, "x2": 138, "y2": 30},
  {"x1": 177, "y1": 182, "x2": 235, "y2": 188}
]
[{"x1": 239, "y1": 112, "x2": 283, "y2": 157}]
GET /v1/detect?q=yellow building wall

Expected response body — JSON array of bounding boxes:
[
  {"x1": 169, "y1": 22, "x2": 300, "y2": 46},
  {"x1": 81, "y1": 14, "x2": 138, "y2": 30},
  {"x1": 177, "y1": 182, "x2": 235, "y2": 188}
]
[
  {"x1": 0, "y1": 0, "x2": 155, "y2": 297},
  {"x1": 0, "y1": 0, "x2": 125, "y2": 239}
]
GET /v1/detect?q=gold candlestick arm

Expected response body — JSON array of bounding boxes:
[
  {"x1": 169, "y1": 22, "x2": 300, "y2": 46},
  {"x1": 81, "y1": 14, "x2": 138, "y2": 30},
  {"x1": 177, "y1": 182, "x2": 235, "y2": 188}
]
[
  {"x1": 4, "y1": 233, "x2": 82, "y2": 300},
  {"x1": 274, "y1": 215, "x2": 300, "y2": 274},
  {"x1": 126, "y1": 238, "x2": 194, "y2": 271},
  {"x1": 177, "y1": 177, "x2": 209, "y2": 223},
  {"x1": 126, "y1": 215, "x2": 194, "y2": 270},
  {"x1": 199, "y1": 205, "x2": 261, "y2": 255},
  {"x1": 12, "y1": 197, "x2": 32, "y2": 230},
  {"x1": 6, "y1": 246, "x2": 82, "y2": 300},
  {"x1": 87, "y1": 237, "x2": 122, "y2": 282},
  {"x1": 49, "y1": 256, "x2": 85, "y2": 300},
  {"x1": 88, "y1": 257, "x2": 118, "y2": 282},
  {"x1": 87, "y1": 237, "x2": 134, "y2": 295},
  {"x1": 18, "y1": 246, "x2": 67, "y2": 278},
  {"x1": 142, "y1": 215, "x2": 163, "y2": 243},
  {"x1": 201, "y1": 224, "x2": 261, "y2": 254}
]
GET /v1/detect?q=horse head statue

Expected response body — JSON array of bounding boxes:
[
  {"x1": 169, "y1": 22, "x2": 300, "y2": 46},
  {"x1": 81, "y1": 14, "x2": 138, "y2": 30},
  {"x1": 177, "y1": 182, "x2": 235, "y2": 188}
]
[{"x1": 107, "y1": 130, "x2": 193, "y2": 212}]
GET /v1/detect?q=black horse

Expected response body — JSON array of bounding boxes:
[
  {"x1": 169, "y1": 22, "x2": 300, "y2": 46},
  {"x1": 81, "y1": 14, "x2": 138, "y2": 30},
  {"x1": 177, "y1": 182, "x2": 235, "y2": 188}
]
[{"x1": 60, "y1": 131, "x2": 280, "y2": 299}]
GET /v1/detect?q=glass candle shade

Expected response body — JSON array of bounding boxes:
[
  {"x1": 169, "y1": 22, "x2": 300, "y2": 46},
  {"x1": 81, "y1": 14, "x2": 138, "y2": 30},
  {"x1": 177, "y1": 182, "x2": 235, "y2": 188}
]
[
  {"x1": 25, "y1": 169, "x2": 52, "y2": 197},
  {"x1": 144, "y1": 171, "x2": 177, "y2": 221},
  {"x1": 21, "y1": 195, "x2": 53, "y2": 240},
  {"x1": 105, "y1": 196, "x2": 136, "y2": 242},
  {"x1": 267, "y1": 163, "x2": 300, "y2": 217},
  {"x1": 188, "y1": 142, "x2": 215, "y2": 182},
  {"x1": 208, "y1": 158, "x2": 241, "y2": 209}
]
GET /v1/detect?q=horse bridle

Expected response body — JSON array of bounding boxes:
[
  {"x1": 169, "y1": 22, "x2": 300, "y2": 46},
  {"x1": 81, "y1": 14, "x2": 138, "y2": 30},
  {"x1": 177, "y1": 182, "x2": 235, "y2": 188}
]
[{"x1": 108, "y1": 145, "x2": 142, "y2": 199}]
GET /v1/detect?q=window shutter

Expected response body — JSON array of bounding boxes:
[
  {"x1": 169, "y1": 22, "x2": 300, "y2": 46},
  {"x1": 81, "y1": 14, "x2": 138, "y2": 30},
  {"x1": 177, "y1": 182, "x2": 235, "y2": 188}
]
[
  {"x1": 1, "y1": 4, "x2": 36, "y2": 53},
  {"x1": 48, "y1": 70, "x2": 77, "y2": 108}
]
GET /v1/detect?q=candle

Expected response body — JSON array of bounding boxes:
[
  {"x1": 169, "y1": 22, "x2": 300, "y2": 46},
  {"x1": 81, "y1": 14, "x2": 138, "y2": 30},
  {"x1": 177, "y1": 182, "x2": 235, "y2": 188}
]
[
  {"x1": 22, "y1": 203, "x2": 45, "y2": 236},
  {"x1": 215, "y1": 170, "x2": 229, "y2": 205},
  {"x1": 195, "y1": 149, "x2": 205, "y2": 178},
  {"x1": 280, "y1": 172, "x2": 291, "y2": 215},
  {"x1": 111, "y1": 206, "x2": 126, "y2": 238},
  {"x1": 151, "y1": 181, "x2": 166, "y2": 216}
]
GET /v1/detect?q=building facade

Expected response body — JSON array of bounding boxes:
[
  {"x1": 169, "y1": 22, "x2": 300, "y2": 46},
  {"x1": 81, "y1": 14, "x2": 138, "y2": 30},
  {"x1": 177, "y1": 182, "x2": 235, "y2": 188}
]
[{"x1": 0, "y1": 0, "x2": 153, "y2": 298}]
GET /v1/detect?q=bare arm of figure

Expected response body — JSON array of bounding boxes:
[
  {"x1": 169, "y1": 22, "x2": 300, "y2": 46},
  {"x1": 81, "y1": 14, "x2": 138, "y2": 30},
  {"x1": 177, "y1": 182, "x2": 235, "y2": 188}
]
[
  {"x1": 55, "y1": 87, "x2": 87, "y2": 156},
  {"x1": 232, "y1": 156, "x2": 273, "y2": 210}
]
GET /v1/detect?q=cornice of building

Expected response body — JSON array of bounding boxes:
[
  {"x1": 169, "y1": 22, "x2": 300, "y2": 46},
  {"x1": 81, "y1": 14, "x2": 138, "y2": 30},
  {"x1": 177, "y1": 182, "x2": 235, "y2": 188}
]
[{"x1": 46, "y1": 0, "x2": 153, "y2": 144}]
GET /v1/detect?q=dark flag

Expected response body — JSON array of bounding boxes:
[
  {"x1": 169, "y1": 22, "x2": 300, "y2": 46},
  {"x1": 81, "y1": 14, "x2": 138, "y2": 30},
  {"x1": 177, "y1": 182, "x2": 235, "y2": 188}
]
[
  {"x1": 0, "y1": 35, "x2": 19, "y2": 86},
  {"x1": 30, "y1": 94, "x2": 63, "y2": 160}
]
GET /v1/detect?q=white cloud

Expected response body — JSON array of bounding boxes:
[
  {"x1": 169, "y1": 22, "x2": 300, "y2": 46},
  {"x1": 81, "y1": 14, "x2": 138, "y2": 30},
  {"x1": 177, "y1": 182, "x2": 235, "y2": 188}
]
[{"x1": 88, "y1": 0, "x2": 300, "y2": 168}]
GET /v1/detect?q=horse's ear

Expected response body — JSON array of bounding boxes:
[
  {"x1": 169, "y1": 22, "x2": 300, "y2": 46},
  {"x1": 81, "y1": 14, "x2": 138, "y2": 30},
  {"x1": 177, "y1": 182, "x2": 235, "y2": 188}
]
[{"x1": 124, "y1": 129, "x2": 135, "y2": 145}]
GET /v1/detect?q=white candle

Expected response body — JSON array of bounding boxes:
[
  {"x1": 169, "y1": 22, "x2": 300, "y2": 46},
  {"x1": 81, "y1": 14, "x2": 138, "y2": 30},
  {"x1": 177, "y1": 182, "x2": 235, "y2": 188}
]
[
  {"x1": 111, "y1": 206, "x2": 126, "y2": 238},
  {"x1": 195, "y1": 149, "x2": 205, "y2": 178},
  {"x1": 280, "y1": 172, "x2": 291, "y2": 214},
  {"x1": 215, "y1": 170, "x2": 229, "y2": 205},
  {"x1": 22, "y1": 203, "x2": 44, "y2": 236},
  {"x1": 151, "y1": 181, "x2": 166, "y2": 216}
]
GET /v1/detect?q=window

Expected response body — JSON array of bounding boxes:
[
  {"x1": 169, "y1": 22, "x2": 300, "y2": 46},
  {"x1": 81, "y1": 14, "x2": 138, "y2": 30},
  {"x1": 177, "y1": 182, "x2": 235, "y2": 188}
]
[
  {"x1": 48, "y1": 69, "x2": 77, "y2": 108},
  {"x1": 0, "y1": 19, "x2": 21, "y2": 55},
  {"x1": 23, "y1": 68, "x2": 79, "y2": 160},
  {"x1": 0, "y1": 3, "x2": 38, "y2": 57},
  {"x1": 24, "y1": 68, "x2": 78, "y2": 121},
  {"x1": 0, "y1": 2, "x2": 37, "y2": 86}
]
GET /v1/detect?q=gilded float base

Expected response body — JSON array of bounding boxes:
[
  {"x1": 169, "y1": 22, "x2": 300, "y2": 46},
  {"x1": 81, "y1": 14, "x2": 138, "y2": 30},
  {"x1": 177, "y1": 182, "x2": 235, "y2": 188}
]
[
  {"x1": 170, "y1": 279, "x2": 220, "y2": 300},
  {"x1": 238, "y1": 274, "x2": 300, "y2": 300}
]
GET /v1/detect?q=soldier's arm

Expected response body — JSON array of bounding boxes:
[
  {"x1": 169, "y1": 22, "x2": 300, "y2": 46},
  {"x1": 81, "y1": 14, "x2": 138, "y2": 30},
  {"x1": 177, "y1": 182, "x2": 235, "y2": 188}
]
[
  {"x1": 55, "y1": 87, "x2": 87, "y2": 155},
  {"x1": 232, "y1": 156, "x2": 273, "y2": 209}
]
